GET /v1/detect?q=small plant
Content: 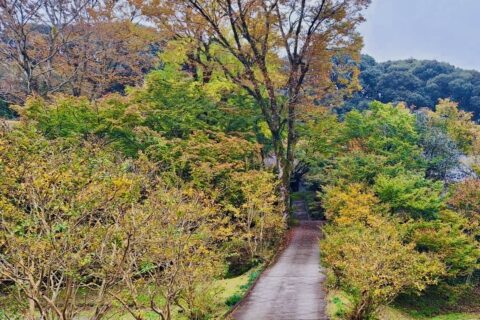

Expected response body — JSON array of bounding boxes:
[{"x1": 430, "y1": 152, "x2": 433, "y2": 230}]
[
  {"x1": 225, "y1": 293, "x2": 243, "y2": 307},
  {"x1": 332, "y1": 296, "x2": 346, "y2": 317},
  {"x1": 225, "y1": 267, "x2": 263, "y2": 307}
]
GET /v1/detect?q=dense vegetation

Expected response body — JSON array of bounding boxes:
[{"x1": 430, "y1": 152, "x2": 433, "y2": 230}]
[
  {"x1": 300, "y1": 100, "x2": 480, "y2": 319},
  {"x1": 1, "y1": 1, "x2": 479, "y2": 320},
  {"x1": 0, "y1": 66, "x2": 287, "y2": 319},
  {"x1": 341, "y1": 55, "x2": 480, "y2": 120}
]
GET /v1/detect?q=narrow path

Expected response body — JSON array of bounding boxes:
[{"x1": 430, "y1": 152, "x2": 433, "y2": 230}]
[{"x1": 231, "y1": 200, "x2": 327, "y2": 320}]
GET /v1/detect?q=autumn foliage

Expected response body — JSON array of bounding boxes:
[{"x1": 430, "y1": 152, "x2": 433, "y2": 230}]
[
  {"x1": 302, "y1": 101, "x2": 480, "y2": 319},
  {"x1": 0, "y1": 66, "x2": 285, "y2": 319}
]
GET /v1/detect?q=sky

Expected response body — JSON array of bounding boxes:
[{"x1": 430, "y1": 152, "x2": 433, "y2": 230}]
[{"x1": 358, "y1": 0, "x2": 480, "y2": 71}]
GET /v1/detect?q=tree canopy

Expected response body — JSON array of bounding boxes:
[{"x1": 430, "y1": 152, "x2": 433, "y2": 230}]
[{"x1": 341, "y1": 55, "x2": 480, "y2": 120}]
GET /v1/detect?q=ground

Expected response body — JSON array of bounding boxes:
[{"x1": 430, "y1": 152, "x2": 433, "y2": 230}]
[
  {"x1": 231, "y1": 200, "x2": 327, "y2": 320},
  {"x1": 326, "y1": 289, "x2": 480, "y2": 320}
]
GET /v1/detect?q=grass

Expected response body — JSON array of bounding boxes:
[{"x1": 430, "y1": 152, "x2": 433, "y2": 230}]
[
  {"x1": 326, "y1": 290, "x2": 352, "y2": 320},
  {"x1": 215, "y1": 264, "x2": 264, "y2": 315},
  {"x1": 380, "y1": 307, "x2": 480, "y2": 320},
  {"x1": 216, "y1": 268, "x2": 253, "y2": 301},
  {"x1": 326, "y1": 290, "x2": 480, "y2": 320}
]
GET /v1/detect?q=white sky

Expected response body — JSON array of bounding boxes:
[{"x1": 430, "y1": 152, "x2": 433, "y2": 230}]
[{"x1": 359, "y1": 0, "x2": 480, "y2": 70}]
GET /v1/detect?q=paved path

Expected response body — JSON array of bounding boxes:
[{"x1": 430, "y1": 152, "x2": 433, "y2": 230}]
[{"x1": 231, "y1": 200, "x2": 327, "y2": 320}]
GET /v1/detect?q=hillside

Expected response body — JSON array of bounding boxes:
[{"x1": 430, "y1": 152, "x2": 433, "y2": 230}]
[{"x1": 340, "y1": 55, "x2": 480, "y2": 120}]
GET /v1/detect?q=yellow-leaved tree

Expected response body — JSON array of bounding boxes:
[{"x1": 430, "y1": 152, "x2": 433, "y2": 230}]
[{"x1": 321, "y1": 221, "x2": 444, "y2": 320}]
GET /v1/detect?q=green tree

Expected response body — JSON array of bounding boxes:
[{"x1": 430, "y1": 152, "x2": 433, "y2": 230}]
[
  {"x1": 140, "y1": 0, "x2": 370, "y2": 209},
  {"x1": 374, "y1": 173, "x2": 443, "y2": 219},
  {"x1": 321, "y1": 221, "x2": 444, "y2": 320}
]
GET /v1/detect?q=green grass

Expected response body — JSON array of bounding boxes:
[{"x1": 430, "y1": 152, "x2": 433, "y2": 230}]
[
  {"x1": 215, "y1": 264, "x2": 264, "y2": 314},
  {"x1": 380, "y1": 307, "x2": 480, "y2": 320},
  {"x1": 326, "y1": 290, "x2": 480, "y2": 320},
  {"x1": 216, "y1": 267, "x2": 257, "y2": 300},
  {"x1": 326, "y1": 290, "x2": 352, "y2": 320},
  {"x1": 225, "y1": 293, "x2": 243, "y2": 307}
]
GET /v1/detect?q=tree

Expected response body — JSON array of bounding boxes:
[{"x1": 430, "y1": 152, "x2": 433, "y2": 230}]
[
  {"x1": 140, "y1": 0, "x2": 370, "y2": 208},
  {"x1": 0, "y1": 129, "x2": 145, "y2": 320},
  {"x1": 448, "y1": 179, "x2": 480, "y2": 236},
  {"x1": 0, "y1": 123, "x2": 240, "y2": 320},
  {"x1": 416, "y1": 111, "x2": 461, "y2": 181},
  {"x1": 225, "y1": 171, "x2": 285, "y2": 261},
  {"x1": 321, "y1": 221, "x2": 444, "y2": 320},
  {"x1": 131, "y1": 187, "x2": 223, "y2": 320},
  {"x1": 321, "y1": 183, "x2": 384, "y2": 228},
  {"x1": 0, "y1": 0, "x2": 158, "y2": 103},
  {"x1": 310, "y1": 98, "x2": 480, "y2": 317},
  {"x1": 405, "y1": 210, "x2": 479, "y2": 281},
  {"x1": 340, "y1": 55, "x2": 480, "y2": 120},
  {"x1": 427, "y1": 99, "x2": 480, "y2": 154},
  {"x1": 374, "y1": 173, "x2": 444, "y2": 219},
  {"x1": 0, "y1": 0, "x2": 94, "y2": 101}
]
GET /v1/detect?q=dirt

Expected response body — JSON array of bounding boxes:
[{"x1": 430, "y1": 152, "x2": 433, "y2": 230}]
[{"x1": 231, "y1": 200, "x2": 327, "y2": 320}]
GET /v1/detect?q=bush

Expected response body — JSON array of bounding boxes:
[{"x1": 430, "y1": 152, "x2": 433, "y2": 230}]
[{"x1": 321, "y1": 221, "x2": 444, "y2": 320}]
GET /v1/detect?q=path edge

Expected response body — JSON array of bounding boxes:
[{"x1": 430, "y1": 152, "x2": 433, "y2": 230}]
[{"x1": 223, "y1": 221, "x2": 297, "y2": 319}]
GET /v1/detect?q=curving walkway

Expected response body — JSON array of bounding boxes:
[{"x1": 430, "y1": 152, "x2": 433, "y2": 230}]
[{"x1": 231, "y1": 200, "x2": 327, "y2": 320}]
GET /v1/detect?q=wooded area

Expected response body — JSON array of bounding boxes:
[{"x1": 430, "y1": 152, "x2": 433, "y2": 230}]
[{"x1": 0, "y1": 1, "x2": 479, "y2": 319}]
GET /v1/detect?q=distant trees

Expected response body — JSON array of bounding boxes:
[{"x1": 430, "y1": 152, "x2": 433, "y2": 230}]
[
  {"x1": 341, "y1": 55, "x2": 480, "y2": 120},
  {"x1": 0, "y1": 0, "x2": 158, "y2": 104}
]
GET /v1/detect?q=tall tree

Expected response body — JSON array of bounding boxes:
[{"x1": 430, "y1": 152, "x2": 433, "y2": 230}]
[
  {"x1": 0, "y1": 0, "x2": 158, "y2": 102},
  {"x1": 141, "y1": 0, "x2": 370, "y2": 206},
  {"x1": 0, "y1": 0, "x2": 95, "y2": 101}
]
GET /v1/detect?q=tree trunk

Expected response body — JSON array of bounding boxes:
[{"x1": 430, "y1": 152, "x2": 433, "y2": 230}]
[
  {"x1": 28, "y1": 297, "x2": 36, "y2": 320},
  {"x1": 271, "y1": 129, "x2": 291, "y2": 216}
]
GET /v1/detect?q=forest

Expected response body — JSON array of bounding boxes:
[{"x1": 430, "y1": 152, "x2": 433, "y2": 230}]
[
  {"x1": 340, "y1": 55, "x2": 480, "y2": 120},
  {"x1": 0, "y1": 1, "x2": 479, "y2": 320}
]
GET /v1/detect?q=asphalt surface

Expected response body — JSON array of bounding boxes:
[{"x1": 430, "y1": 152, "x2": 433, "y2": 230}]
[{"x1": 231, "y1": 200, "x2": 327, "y2": 320}]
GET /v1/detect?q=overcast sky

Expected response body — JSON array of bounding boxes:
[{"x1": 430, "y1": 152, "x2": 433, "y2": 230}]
[{"x1": 358, "y1": 0, "x2": 480, "y2": 71}]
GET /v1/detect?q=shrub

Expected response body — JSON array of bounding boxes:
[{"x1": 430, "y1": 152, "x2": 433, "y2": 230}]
[{"x1": 321, "y1": 221, "x2": 444, "y2": 320}]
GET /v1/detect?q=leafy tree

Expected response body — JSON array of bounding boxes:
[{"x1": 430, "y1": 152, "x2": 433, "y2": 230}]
[
  {"x1": 416, "y1": 111, "x2": 461, "y2": 180},
  {"x1": 311, "y1": 102, "x2": 426, "y2": 187},
  {"x1": 405, "y1": 210, "x2": 479, "y2": 280},
  {"x1": 17, "y1": 65, "x2": 267, "y2": 156},
  {"x1": 0, "y1": 75, "x2": 285, "y2": 318},
  {"x1": 374, "y1": 173, "x2": 443, "y2": 219},
  {"x1": 130, "y1": 187, "x2": 224, "y2": 320},
  {"x1": 303, "y1": 100, "x2": 480, "y2": 316},
  {"x1": 343, "y1": 101, "x2": 421, "y2": 164},
  {"x1": 426, "y1": 99, "x2": 479, "y2": 154},
  {"x1": 0, "y1": 128, "x2": 149, "y2": 319},
  {"x1": 321, "y1": 183, "x2": 384, "y2": 228},
  {"x1": 448, "y1": 179, "x2": 480, "y2": 237},
  {"x1": 139, "y1": 0, "x2": 370, "y2": 208},
  {"x1": 321, "y1": 221, "x2": 444, "y2": 320},
  {"x1": 296, "y1": 107, "x2": 344, "y2": 188},
  {"x1": 223, "y1": 171, "x2": 285, "y2": 267}
]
